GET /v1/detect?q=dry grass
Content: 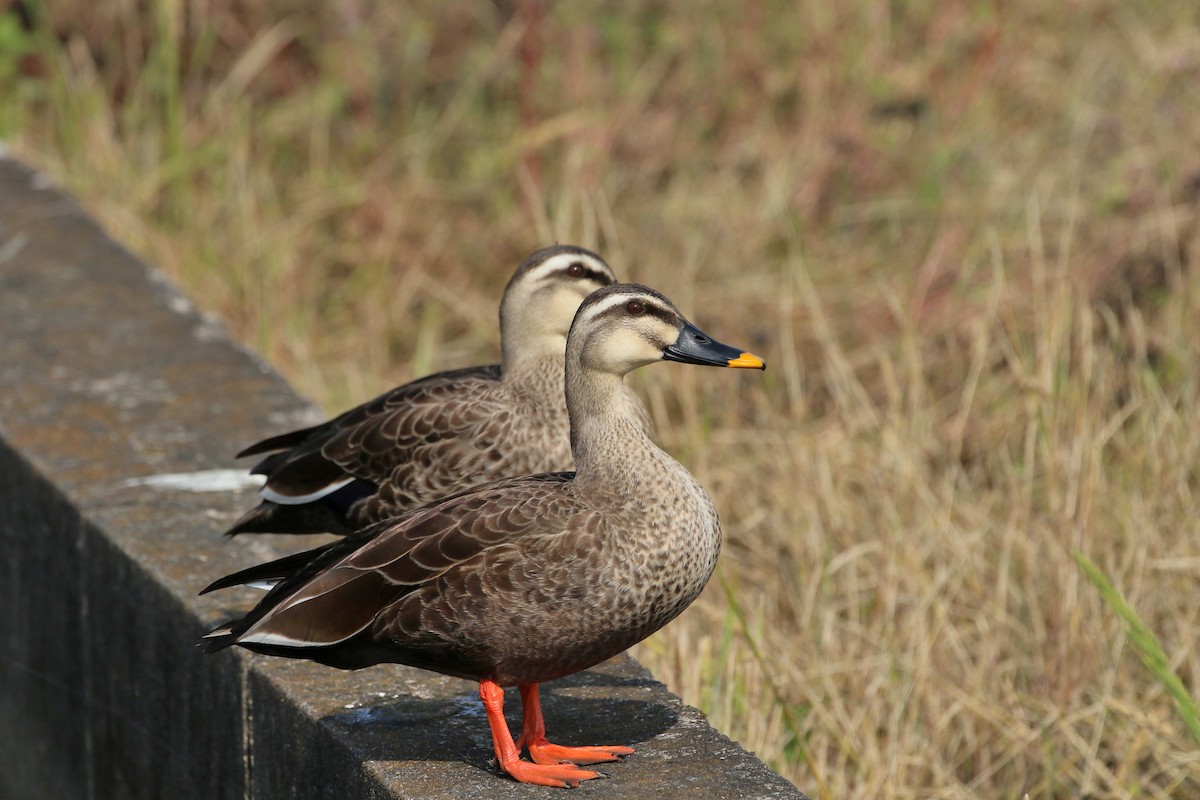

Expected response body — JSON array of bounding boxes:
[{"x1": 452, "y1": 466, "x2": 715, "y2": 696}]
[{"x1": 5, "y1": 0, "x2": 1200, "y2": 796}]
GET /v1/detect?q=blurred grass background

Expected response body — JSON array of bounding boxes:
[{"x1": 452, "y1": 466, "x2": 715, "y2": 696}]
[{"x1": 4, "y1": 0, "x2": 1200, "y2": 796}]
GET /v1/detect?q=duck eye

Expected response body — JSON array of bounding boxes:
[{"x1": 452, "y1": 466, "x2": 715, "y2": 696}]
[
  {"x1": 625, "y1": 300, "x2": 645, "y2": 316},
  {"x1": 567, "y1": 262, "x2": 586, "y2": 278}
]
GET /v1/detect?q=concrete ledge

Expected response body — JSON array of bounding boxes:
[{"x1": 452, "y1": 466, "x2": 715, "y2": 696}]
[{"x1": 0, "y1": 156, "x2": 806, "y2": 799}]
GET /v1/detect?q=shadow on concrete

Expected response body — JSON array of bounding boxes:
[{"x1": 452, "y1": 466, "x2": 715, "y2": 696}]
[{"x1": 323, "y1": 685, "x2": 677, "y2": 767}]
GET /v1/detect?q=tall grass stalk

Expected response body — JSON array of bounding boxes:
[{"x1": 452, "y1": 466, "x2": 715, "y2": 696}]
[
  {"x1": 1073, "y1": 549, "x2": 1200, "y2": 747},
  {"x1": 719, "y1": 574, "x2": 828, "y2": 799}
]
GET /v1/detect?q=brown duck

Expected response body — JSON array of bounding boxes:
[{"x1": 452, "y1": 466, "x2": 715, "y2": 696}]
[
  {"x1": 225, "y1": 245, "x2": 649, "y2": 536},
  {"x1": 201, "y1": 283, "x2": 765, "y2": 788}
]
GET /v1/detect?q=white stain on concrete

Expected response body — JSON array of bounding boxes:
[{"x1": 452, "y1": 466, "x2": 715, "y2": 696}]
[
  {"x1": 0, "y1": 233, "x2": 28, "y2": 265},
  {"x1": 121, "y1": 469, "x2": 266, "y2": 492}
]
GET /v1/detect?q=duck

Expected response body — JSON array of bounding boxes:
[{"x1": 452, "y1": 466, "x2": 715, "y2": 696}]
[
  {"x1": 201, "y1": 283, "x2": 766, "y2": 788},
  {"x1": 225, "y1": 245, "x2": 649, "y2": 536}
]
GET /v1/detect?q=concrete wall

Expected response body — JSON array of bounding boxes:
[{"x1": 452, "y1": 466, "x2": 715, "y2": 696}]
[{"x1": 0, "y1": 155, "x2": 806, "y2": 799}]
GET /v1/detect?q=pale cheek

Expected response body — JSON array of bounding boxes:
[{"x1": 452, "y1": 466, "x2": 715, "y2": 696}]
[
  {"x1": 548, "y1": 290, "x2": 590, "y2": 334},
  {"x1": 604, "y1": 329, "x2": 661, "y2": 370}
]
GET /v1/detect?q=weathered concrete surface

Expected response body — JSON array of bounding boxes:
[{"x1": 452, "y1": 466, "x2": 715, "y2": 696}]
[{"x1": 0, "y1": 155, "x2": 807, "y2": 800}]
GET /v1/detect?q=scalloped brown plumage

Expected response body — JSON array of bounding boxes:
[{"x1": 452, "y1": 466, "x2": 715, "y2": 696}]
[
  {"x1": 202, "y1": 283, "x2": 766, "y2": 788},
  {"x1": 224, "y1": 245, "x2": 650, "y2": 536}
]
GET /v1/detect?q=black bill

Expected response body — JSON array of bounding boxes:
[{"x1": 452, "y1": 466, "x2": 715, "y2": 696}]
[{"x1": 662, "y1": 321, "x2": 766, "y2": 370}]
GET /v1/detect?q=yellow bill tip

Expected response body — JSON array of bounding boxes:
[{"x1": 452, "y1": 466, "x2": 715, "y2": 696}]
[{"x1": 727, "y1": 352, "x2": 766, "y2": 370}]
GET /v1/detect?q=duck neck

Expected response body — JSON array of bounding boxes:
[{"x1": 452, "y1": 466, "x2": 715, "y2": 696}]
[
  {"x1": 501, "y1": 336, "x2": 566, "y2": 401},
  {"x1": 499, "y1": 291, "x2": 568, "y2": 384},
  {"x1": 566, "y1": 367, "x2": 662, "y2": 480}
]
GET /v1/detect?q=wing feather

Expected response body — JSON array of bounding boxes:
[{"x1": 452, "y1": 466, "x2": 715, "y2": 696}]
[
  {"x1": 249, "y1": 364, "x2": 502, "y2": 498},
  {"x1": 213, "y1": 473, "x2": 583, "y2": 652}
]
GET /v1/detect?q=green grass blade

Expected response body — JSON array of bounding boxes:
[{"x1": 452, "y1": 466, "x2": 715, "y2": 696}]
[
  {"x1": 719, "y1": 574, "x2": 827, "y2": 797},
  {"x1": 1073, "y1": 549, "x2": 1200, "y2": 747}
]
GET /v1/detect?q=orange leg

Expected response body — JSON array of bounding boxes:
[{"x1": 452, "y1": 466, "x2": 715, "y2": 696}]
[
  {"x1": 478, "y1": 680, "x2": 602, "y2": 788},
  {"x1": 515, "y1": 683, "x2": 636, "y2": 766}
]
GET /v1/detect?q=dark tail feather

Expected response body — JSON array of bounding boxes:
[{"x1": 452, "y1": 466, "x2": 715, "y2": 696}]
[
  {"x1": 201, "y1": 545, "x2": 332, "y2": 594},
  {"x1": 248, "y1": 451, "x2": 290, "y2": 477},
  {"x1": 199, "y1": 526, "x2": 393, "y2": 656},
  {"x1": 235, "y1": 425, "x2": 323, "y2": 459},
  {"x1": 198, "y1": 625, "x2": 240, "y2": 653},
  {"x1": 223, "y1": 501, "x2": 356, "y2": 537}
]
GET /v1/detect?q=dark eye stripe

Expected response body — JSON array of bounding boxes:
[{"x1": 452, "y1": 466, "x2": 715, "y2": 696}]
[
  {"x1": 596, "y1": 297, "x2": 676, "y2": 326},
  {"x1": 562, "y1": 265, "x2": 612, "y2": 284},
  {"x1": 643, "y1": 304, "x2": 677, "y2": 326}
]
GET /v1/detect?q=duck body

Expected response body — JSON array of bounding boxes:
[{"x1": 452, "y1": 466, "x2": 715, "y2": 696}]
[
  {"x1": 213, "y1": 426, "x2": 719, "y2": 688},
  {"x1": 226, "y1": 246, "x2": 648, "y2": 536},
  {"x1": 234, "y1": 358, "x2": 566, "y2": 535},
  {"x1": 203, "y1": 283, "x2": 764, "y2": 787}
]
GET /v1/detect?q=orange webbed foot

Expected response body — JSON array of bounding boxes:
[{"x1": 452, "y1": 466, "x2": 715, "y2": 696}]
[
  {"x1": 500, "y1": 757, "x2": 603, "y2": 788},
  {"x1": 481, "y1": 679, "x2": 609, "y2": 788},
  {"x1": 528, "y1": 740, "x2": 636, "y2": 766}
]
